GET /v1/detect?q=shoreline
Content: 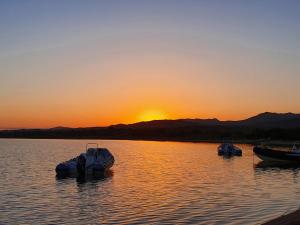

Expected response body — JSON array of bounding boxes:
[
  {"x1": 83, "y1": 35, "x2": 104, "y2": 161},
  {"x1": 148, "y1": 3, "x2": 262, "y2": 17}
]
[
  {"x1": 0, "y1": 137, "x2": 299, "y2": 146},
  {"x1": 262, "y1": 209, "x2": 300, "y2": 225}
]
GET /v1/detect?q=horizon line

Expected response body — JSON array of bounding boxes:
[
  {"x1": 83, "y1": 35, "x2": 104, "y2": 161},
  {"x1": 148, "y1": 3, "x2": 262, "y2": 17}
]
[{"x1": 0, "y1": 111, "x2": 298, "y2": 131}]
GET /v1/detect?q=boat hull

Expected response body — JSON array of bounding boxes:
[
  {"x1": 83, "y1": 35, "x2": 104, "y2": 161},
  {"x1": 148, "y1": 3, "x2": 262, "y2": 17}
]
[
  {"x1": 56, "y1": 147, "x2": 115, "y2": 176},
  {"x1": 56, "y1": 159, "x2": 114, "y2": 176},
  {"x1": 253, "y1": 147, "x2": 300, "y2": 163},
  {"x1": 218, "y1": 143, "x2": 242, "y2": 156}
]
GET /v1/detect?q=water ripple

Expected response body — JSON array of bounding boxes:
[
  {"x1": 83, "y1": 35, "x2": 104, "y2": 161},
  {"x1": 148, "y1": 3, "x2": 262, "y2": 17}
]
[{"x1": 0, "y1": 139, "x2": 300, "y2": 224}]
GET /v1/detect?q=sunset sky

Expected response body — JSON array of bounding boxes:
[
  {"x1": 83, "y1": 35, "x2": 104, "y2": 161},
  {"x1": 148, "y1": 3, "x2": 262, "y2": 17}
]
[{"x1": 1, "y1": 0, "x2": 300, "y2": 129}]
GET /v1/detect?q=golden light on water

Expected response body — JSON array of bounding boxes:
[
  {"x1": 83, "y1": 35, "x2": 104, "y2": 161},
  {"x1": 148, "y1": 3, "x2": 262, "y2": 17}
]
[{"x1": 138, "y1": 110, "x2": 167, "y2": 122}]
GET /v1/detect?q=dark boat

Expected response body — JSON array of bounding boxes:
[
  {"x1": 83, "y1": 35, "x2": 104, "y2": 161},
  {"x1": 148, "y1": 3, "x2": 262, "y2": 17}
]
[
  {"x1": 218, "y1": 143, "x2": 242, "y2": 156},
  {"x1": 253, "y1": 145, "x2": 300, "y2": 163}
]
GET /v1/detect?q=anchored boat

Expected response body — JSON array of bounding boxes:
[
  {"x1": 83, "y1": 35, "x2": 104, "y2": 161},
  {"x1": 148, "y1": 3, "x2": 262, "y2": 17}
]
[
  {"x1": 56, "y1": 143, "x2": 115, "y2": 176},
  {"x1": 253, "y1": 145, "x2": 300, "y2": 163},
  {"x1": 217, "y1": 143, "x2": 242, "y2": 156}
]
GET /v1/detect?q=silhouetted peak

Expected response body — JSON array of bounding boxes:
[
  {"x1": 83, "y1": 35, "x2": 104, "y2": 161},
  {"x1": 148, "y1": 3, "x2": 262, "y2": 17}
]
[{"x1": 247, "y1": 112, "x2": 300, "y2": 121}]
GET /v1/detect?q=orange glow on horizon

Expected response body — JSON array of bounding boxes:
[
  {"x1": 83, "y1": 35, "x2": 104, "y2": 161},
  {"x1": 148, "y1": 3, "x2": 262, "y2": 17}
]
[{"x1": 137, "y1": 110, "x2": 168, "y2": 122}]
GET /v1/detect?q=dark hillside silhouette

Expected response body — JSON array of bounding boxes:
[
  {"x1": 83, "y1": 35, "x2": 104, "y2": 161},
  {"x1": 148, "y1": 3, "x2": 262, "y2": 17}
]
[{"x1": 1, "y1": 112, "x2": 300, "y2": 141}]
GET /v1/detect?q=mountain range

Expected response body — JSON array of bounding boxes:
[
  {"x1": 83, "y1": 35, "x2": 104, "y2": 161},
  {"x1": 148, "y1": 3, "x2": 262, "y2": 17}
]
[
  {"x1": 112, "y1": 112, "x2": 300, "y2": 129},
  {"x1": 1, "y1": 112, "x2": 300, "y2": 141}
]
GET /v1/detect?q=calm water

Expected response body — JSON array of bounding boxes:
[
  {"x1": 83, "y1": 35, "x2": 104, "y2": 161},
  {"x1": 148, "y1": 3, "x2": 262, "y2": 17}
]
[{"x1": 1, "y1": 139, "x2": 300, "y2": 224}]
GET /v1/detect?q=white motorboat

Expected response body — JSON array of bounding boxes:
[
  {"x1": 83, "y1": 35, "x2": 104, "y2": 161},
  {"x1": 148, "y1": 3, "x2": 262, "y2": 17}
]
[{"x1": 56, "y1": 143, "x2": 115, "y2": 176}]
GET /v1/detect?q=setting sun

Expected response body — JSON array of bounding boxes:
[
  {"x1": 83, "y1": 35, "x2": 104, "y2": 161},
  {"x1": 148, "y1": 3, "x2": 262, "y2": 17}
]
[{"x1": 138, "y1": 110, "x2": 167, "y2": 122}]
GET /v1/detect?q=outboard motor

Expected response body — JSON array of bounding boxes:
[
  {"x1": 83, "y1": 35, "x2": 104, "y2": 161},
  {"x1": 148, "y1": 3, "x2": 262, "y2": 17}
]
[{"x1": 77, "y1": 154, "x2": 86, "y2": 175}]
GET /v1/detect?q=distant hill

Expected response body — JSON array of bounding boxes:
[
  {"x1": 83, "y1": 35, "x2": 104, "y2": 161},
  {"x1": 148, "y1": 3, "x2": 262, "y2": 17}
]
[
  {"x1": 236, "y1": 112, "x2": 300, "y2": 128},
  {"x1": 112, "y1": 112, "x2": 300, "y2": 129},
  {"x1": 1, "y1": 112, "x2": 300, "y2": 141},
  {"x1": 49, "y1": 126, "x2": 71, "y2": 130},
  {"x1": 111, "y1": 118, "x2": 221, "y2": 129}
]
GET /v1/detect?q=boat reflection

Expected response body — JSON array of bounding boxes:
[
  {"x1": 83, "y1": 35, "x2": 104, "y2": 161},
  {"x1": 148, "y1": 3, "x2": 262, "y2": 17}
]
[
  {"x1": 220, "y1": 155, "x2": 236, "y2": 160},
  {"x1": 56, "y1": 169, "x2": 114, "y2": 183},
  {"x1": 254, "y1": 161, "x2": 300, "y2": 170}
]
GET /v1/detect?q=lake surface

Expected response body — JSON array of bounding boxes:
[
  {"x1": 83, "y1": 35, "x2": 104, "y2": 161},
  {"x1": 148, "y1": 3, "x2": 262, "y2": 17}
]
[{"x1": 1, "y1": 139, "x2": 300, "y2": 224}]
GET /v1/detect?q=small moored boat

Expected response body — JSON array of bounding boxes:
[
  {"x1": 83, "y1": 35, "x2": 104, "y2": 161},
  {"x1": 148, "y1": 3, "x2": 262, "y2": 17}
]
[
  {"x1": 253, "y1": 145, "x2": 300, "y2": 163},
  {"x1": 218, "y1": 143, "x2": 242, "y2": 156},
  {"x1": 56, "y1": 143, "x2": 115, "y2": 176}
]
